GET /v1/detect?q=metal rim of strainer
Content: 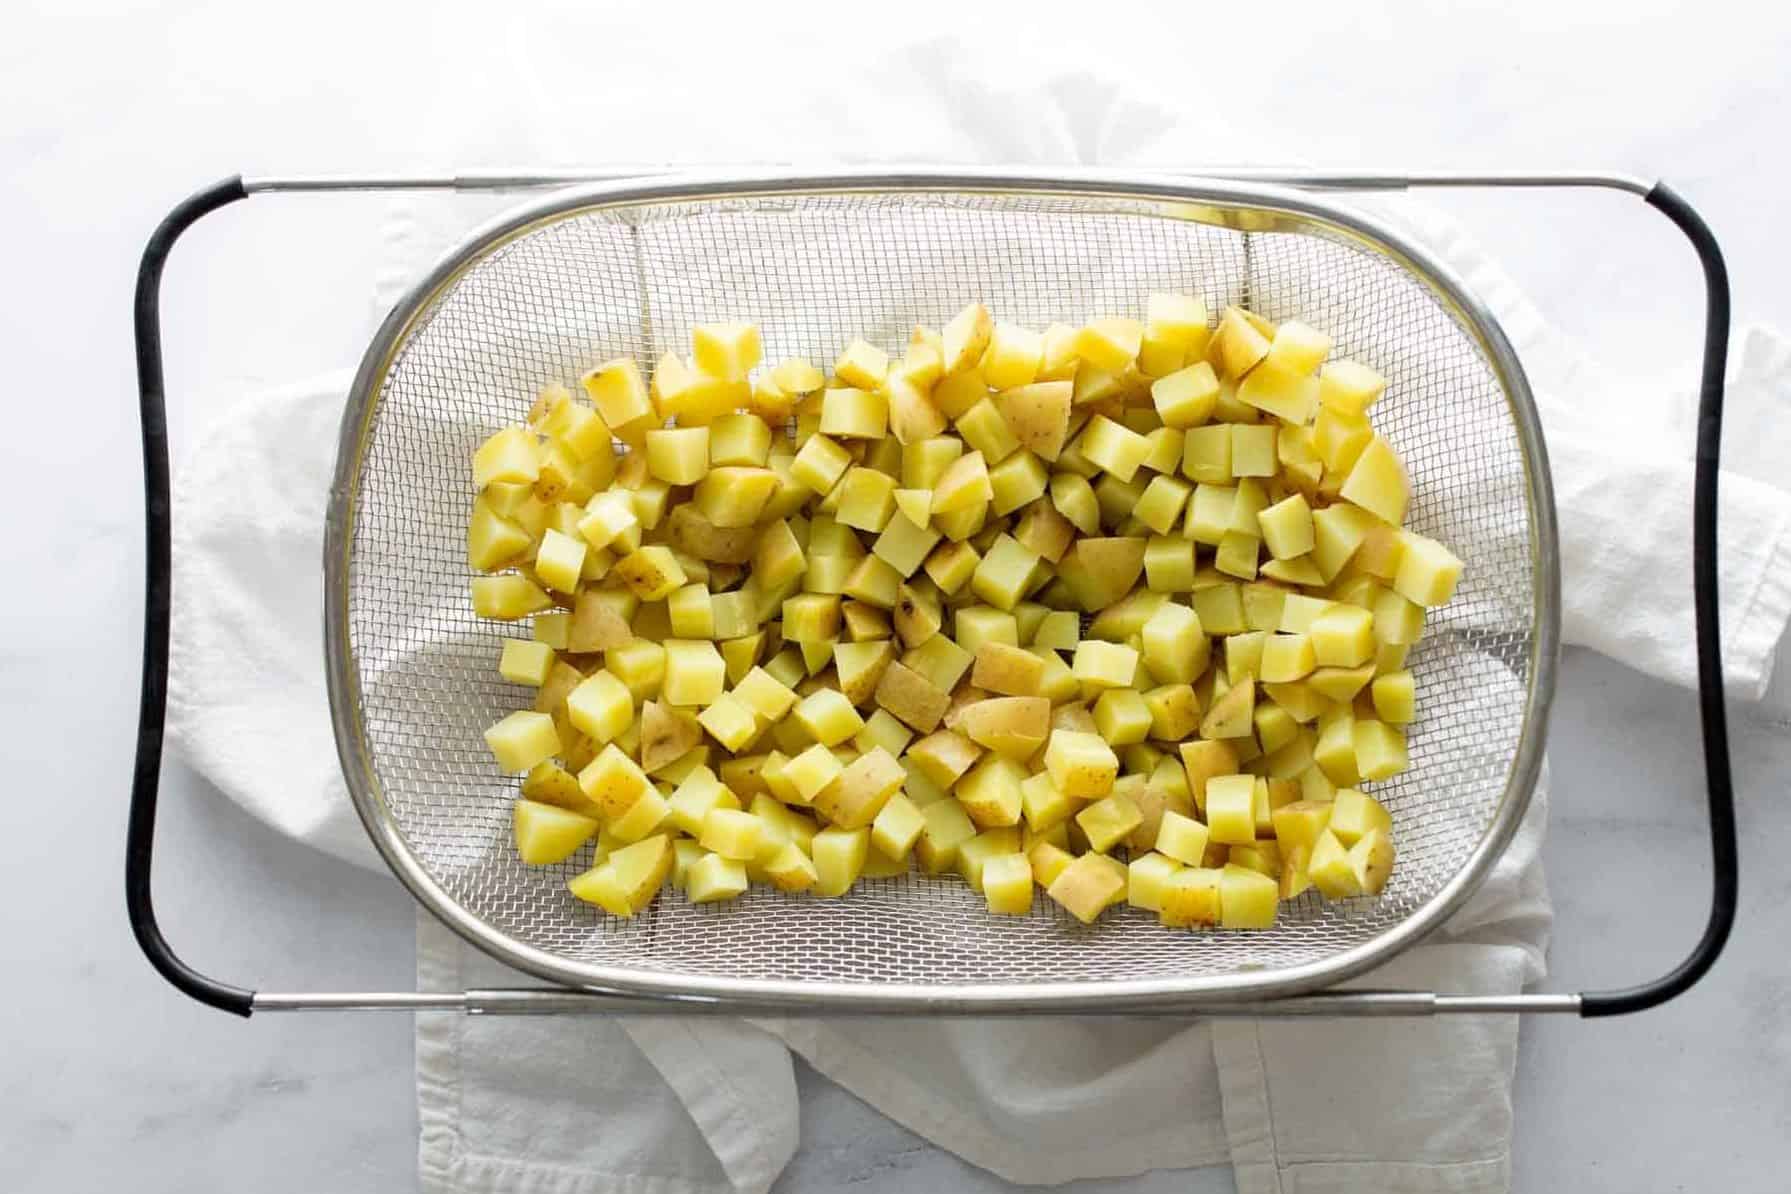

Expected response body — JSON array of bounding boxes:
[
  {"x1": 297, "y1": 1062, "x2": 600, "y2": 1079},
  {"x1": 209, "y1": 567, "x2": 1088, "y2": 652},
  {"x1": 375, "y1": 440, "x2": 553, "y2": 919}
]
[{"x1": 323, "y1": 169, "x2": 1558, "y2": 1012}]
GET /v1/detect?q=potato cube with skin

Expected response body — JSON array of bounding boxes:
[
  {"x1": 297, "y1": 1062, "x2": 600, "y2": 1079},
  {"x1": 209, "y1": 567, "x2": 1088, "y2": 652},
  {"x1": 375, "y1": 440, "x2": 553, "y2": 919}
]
[
  {"x1": 499, "y1": 639, "x2": 556, "y2": 686},
  {"x1": 1076, "y1": 415, "x2": 1152, "y2": 482},
  {"x1": 1258, "y1": 494, "x2": 1315, "y2": 562},
  {"x1": 581, "y1": 358, "x2": 654, "y2": 428},
  {"x1": 1309, "y1": 603, "x2": 1375, "y2": 668},
  {"x1": 645, "y1": 426, "x2": 711, "y2": 485},
  {"x1": 1339, "y1": 436, "x2": 1409, "y2": 526},
  {"x1": 1151, "y1": 361, "x2": 1221, "y2": 429},
  {"x1": 812, "y1": 747, "x2": 905, "y2": 828},
  {"x1": 958, "y1": 697, "x2": 1050, "y2": 761},
  {"x1": 1138, "y1": 683, "x2": 1197, "y2": 741},
  {"x1": 661, "y1": 639, "x2": 726, "y2": 707},
  {"x1": 1219, "y1": 863, "x2": 1279, "y2": 929},
  {"x1": 791, "y1": 434, "x2": 852, "y2": 495},
  {"x1": 1371, "y1": 670, "x2": 1416, "y2": 724},
  {"x1": 1352, "y1": 720, "x2": 1408, "y2": 781},
  {"x1": 1072, "y1": 640, "x2": 1139, "y2": 691},
  {"x1": 972, "y1": 641, "x2": 1045, "y2": 697},
  {"x1": 1205, "y1": 775, "x2": 1258, "y2": 845},
  {"x1": 575, "y1": 743, "x2": 652, "y2": 818},
  {"x1": 970, "y1": 534, "x2": 1041, "y2": 611},
  {"x1": 1159, "y1": 867, "x2": 1223, "y2": 928},
  {"x1": 1134, "y1": 475, "x2": 1192, "y2": 535},
  {"x1": 1348, "y1": 826, "x2": 1396, "y2": 895},
  {"x1": 995, "y1": 381, "x2": 1072, "y2": 462},
  {"x1": 1047, "y1": 852, "x2": 1127, "y2": 924},
  {"x1": 833, "y1": 640, "x2": 894, "y2": 707},
  {"x1": 1092, "y1": 689, "x2": 1152, "y2": 746},
  {"x1": 1044, "y1": 730, "x2": 1119, "y2": 799},
  {"x1": 942, "y1": 302, "x2": 994, "y2": 374},
  {"x1": 484, "y1": 710, "x2": 562, "y2": 774},
  {"x1": 1319, "y1": 359, "x2": 1387, "y2": 416},
  {"x1": 1393, "y1": 531, "x2": 1464, "y2": 607},
  {"x1": 1260, "y1": 633, "x2": 1317, "y2": 683},
  {"x1": 812, "y1": 826, "x2": 871, "y2": 897}
]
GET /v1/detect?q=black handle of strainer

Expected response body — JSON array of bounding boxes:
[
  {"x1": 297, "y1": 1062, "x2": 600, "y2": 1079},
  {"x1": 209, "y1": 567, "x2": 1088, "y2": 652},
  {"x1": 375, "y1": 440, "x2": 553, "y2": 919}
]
[
  {"x1": 1575, "y1": 183, "x2": 1735, "y2": 1015},
  {"x1": 129, "y1": 176, "x2": 256, "y2": 1017}
]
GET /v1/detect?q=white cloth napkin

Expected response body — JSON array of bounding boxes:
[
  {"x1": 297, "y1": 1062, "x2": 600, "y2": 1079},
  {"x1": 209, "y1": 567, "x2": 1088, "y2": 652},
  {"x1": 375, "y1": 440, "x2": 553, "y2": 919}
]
[{"x1": 163, "y1": 43, "x2": 1791, "y2": 1194}]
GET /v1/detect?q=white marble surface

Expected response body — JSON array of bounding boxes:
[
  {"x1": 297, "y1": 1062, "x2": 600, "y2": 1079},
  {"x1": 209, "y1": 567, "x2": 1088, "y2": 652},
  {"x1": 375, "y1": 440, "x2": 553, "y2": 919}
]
[{"x1": 4, "y1": 2, "x2": 1790, "y2": 1190}]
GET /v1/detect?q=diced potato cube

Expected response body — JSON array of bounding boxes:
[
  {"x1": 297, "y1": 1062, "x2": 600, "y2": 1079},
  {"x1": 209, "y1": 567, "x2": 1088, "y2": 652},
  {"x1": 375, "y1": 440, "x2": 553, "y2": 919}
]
[
  {"x1": 972, "y1": 641, "x2": 1045, "y2": 697},
  {"x1": 1073, "y1": 318, "x2": 1144, "y2": 373},
  {"x1": 1229, "y1": 424, "x2": 1277, "y2": 480},
  {"x1": 1159, "y1": 867, "x2": 1223, "y2": 928},
  {"x1": 1318, "y1": 359, "x2": 1386, "y2": 416},
  {"x1": 994, "y1": 381, "x2": 1073, "y2": 463},
  {"x1": 1392, "y1": 531, "x2": 1464, "y2": 607},
  {"x1": 932, "y1": 450, "x2": 993, "y2": 515},
  {"x1": 1371, "y1": 670, "x2": 1415, "y2": 724},
  {"x1": 1313, "y1": 406, "x2": 1374, "y2": 478},
  {"x1": 957, "y1": 697, "x2": 1050, "y2": 761},
  {"x1": 1213, "y1": 531, "x2": 1260, "y2": 581},
  {"x1": 843, "y1": 555, "x2": 902, "y2": 610},
  {"x1": 915, "y1": 796, "x2": 979, "y2": 874},
  {"x1": 833, "y1": 338, "x2": 890, "y2": 389},
  {"x1": 1072, "y1": 640, "x2": 1139, "y2": 691},
  {"x1": 1198, "y1": 674, "x2": 1255, "y2": 739},
  {"x1": 820, "y1": 387, "x2": 888, "y2": 440},
  {"x1": 763, "y1": 841, "x2": 819, "y2": 892},
  {"x1": 676, "y1": 851, "x2": 746, "y2": 903},
  {"x1": 1180, "y1": 424, "x2": 1233, "y2": 486},
  {"x1": 689, "y1": 322, "x2": 762, "y2": 382},
  {"x1": 813, "y1": 746, "x2": 904, "y2": 829},
  {"x1": 1270, "y1": 800, "x2": 1332, "y2": 852},
  {"x1": 1260, "y1": 633, "x2": 1317, "y2": 683},
  {"x1": 1145, "y1": 292, "x2": 1210, "y2": 352},
  {"x1": 666, "y1": 767, "x2": 740, "y2": 836},
  {"x1": 1137, "y1": 683, "x2": 1197, "y2": 741},
  {"x1": 1236, "y1": 361, "x2": 1318, "y2": 424},
  {"x1": 987, "y1": 450, "x2": 1048, "y2": 516},
  {"x1": 1219, "y1": 863, "x2": 1279, "y2": 929},
  {"x1": 1012, "y1": 772, "x2": 1072, "y2": 834},
  {"x1": 860, "y1": 656, "x2": 943, "y2": 733},
  {"x1": 955, "y1": 396, "x2": 1020, "y2": 464},
  {"x1": 1348, "y1": 826, "x2": 1396, "y2": 895},
  {"x1": 870, "y1": 791, "x2": 926, "y2": 859},
  {"x1": 484, "y1": 710, "x2": 561, "y2": 773},
  {"x1": 609, "y1": 640, "x2": 667, "y2": 702},
  {"x1": 1151, "y1": 361, "x2": 1221, "y2": 430},
  {"x1": 1047, "y1": 472, "x2": 1101, "y2": 537},
  {"x1": 667, "y1": 584, "x2": 715, "y2": 639},
  {"x1": 581, "y1": 358, "x2": 654, "y2": 427},
  {"x1": 939, "y1": 302, "x2": 994, "y2": 374},
  {"x1": 565, "y1": 669, "x2": 634, "y2": 745},
  {"x1": 1047, "y1": 852, "x2": 1127, "y2": 924},
  {"x1": 577, "y1": 491, "x2": 641, "y2": 553},
  {"x1": 786, "y1": 742, "x2": 845, "y2": 805},
  {"x1": 1092, "y1": 689, "x2": 1152, "y2": 745},
  {"x1": 1140, "y1": 536, "x2": 1194, "y2": 593},
  {"x1": 696, "y1": 807, "x2": 763, "y2": 861},
  {"x1": 472, "y1": 574, "x2": 553, "y2": 621},
  {"x1": 1256, "y1": 495, "x2": 1314, "y2": 562},
  {"x1": 1044, "y1": 729, "x2": 1119, "y2": 799},
  {"x1": 473, "y1": 426, "x2": 541, "y2": 488},
  {"x1": 1212, "y1": 307, "x2": 1271, "y2": 379},
  {"x1": 1308, "y1": 829, "x2": 1362, "y2": 899},
  {"x1": 1352, "y1": 720, "x2": 1408, "y2": 781},
  {"x1": 1133, "y1": 475, "x2": 1192, "y2": 536},
  {"x1": 812, "y1": 826, "x2": 871, "y2": 897},
  {"x1": 1371, "y1": 587, "x2": 1425, "y2": 646},
  {"x1": 1309, "y1": 603, "x2": 1375, "y2": 668},
  {"x1": 499, "y1": 639, "x2": 556, "y2": 687},
  {"x1": 1140, "y1": 806, "x2": 1204, "y2": 865},
  {"x1": 973, "y1": 852, "x2": 1031, "y2": 915},
  {"x1": 1339, "y1": 436, "x2": 1409, "y2": 526},
  {"x1": 1263, "y1": 319, "x2": 1332, "y2": 375},
  {"x1": 1313, "y1": 714, "x2": 1360, "y2": 786},
  {"x1": 645, "y1": 426, "x2": 711, "y2": 485},
  {"x1": 953, "y1": 753, "x2": 1026, "y2": 828},
  {"x1": 696, "y1": 692, "x2": 758, "y2": 751},
  {"x1": 708, "y1": 412, "x2": 772, "y2": 467},
  {"x1": 902, "y1": 632, "x2": 974, "y2": 692},
  {"x1": 791, "y1": 434, "x2": 853, "y2": 495},
  {"x1": 660, "y1": 638, "x2": 726, "y2": 707},
  {"x1": 1204, "y1": 774, "x2": 1257, "y2": 845},
  {"x1": 693, "y1": 466, "x2": 778, "y2": 529},
  {"x1": 1077, "y1": 415, "x2": 1152, "y2": 482},
  {"x1": 513, "y1": 797, "x2": 600, "y2": 865},
  {"x1": 786, "y1": 688, "x2": 861, "y2": 747},
  {"x1": 1355, "y1": 521, "x2": 1407, "y2": 580},
  {"x1": 611, "y1": 545, "x2": 684, "y2": 602},
  {"x1": 1125, "y1": 852, "x2": 1181, "y2": 912},
  {"x1": 782, "y1": 593, "x2": 843, "y2": 643},
  {"x1": 970, "y1": 534, "x2": 1041, "y2": 611},
  {"x1": 1309, "y1": 664, "x2": 1375, "y2": 703},
  {"x1": 469, "y1": 500, "x2": 532, "y2": 572},
  {"x1": 567, "y1": 834, "x2": 673, "y2": 917}
]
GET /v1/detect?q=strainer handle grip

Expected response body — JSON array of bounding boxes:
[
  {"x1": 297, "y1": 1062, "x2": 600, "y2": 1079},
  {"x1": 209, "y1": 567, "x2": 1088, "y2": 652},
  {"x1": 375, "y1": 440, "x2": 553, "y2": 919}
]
[
  {"x1": 1573, "y1": 181, "x2": 1734, "y2": 1015},
  {"x1": 129, "y1": 176, "x2": 257, "y2": 1017}
]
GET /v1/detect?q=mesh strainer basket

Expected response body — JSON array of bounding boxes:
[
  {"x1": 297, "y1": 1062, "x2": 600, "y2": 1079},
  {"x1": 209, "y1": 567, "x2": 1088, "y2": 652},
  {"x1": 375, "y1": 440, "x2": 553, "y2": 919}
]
[{"x1": 129, "y1": 168, "x2": 1737, "y2": 1019}]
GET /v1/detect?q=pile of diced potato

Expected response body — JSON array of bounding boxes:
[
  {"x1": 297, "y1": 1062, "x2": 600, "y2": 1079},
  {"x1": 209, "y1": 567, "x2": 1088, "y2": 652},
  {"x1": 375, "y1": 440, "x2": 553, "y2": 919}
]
[{"x1": 471, "y1": 296, "x2": 1462, "y2": 930}]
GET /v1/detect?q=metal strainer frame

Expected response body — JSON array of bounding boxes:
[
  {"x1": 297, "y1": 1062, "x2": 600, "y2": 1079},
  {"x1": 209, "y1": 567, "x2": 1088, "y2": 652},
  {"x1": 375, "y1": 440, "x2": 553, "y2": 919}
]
[{"x1": 128, "y1": 168, "x2": 1735, "y2": 1021}]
